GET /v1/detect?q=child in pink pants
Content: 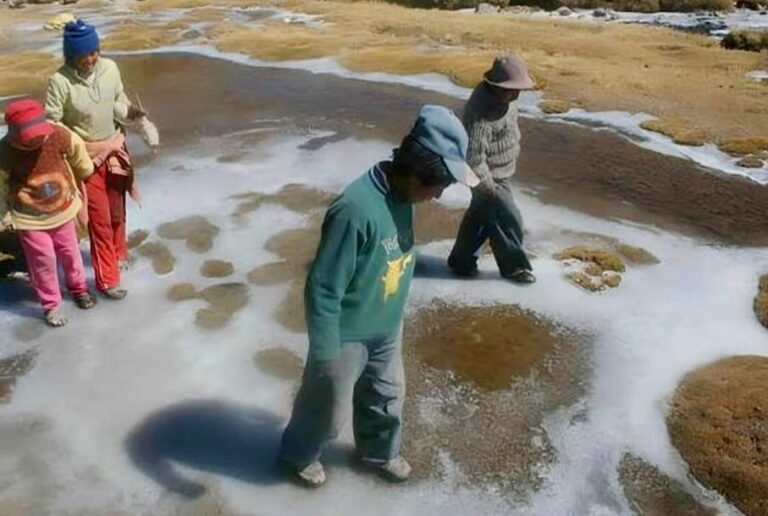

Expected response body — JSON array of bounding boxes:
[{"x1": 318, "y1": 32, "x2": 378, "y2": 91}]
[{"x1": 1, "y1": 99, "x2": 97, "y2": 326}]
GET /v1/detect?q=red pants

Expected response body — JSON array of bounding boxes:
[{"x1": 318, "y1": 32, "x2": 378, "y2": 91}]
[{"x1": 86, "y1": 165, "x2": 128, "y2": 291}]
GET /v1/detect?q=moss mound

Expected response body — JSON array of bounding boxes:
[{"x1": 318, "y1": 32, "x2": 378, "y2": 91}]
[{"x1": 667, "y1": 356, "x2": 768, "y2": 516}]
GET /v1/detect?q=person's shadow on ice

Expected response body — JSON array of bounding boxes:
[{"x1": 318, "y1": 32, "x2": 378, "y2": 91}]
[{"x1": 126, "y1": 399, "x2": 349, "y2": 497}]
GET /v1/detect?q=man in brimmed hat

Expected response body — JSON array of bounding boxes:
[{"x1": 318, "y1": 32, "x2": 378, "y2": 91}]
[
  {"x1": 280, "y1": 105, "x2": 477, "y2": 488},
  {"x1": 448, "y1": 54, "x2": 536, "y2": 284},
  {"x1": 0, "y1": 99, "x2": 96, "y2": 326}
]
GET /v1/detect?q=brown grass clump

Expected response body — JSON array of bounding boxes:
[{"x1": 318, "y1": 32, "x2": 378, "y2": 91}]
[
  {"x1": 640, "y1": 118, "x2": 707, "y2": 147},
  {"x1": 0, "y1": 52, "x2": 58, "y2": 97},
  {"x1": 136, "y1": 241, "x2": 176, "y2": 275},
  {"x1": 196, "y1": 283, "x2": 250, "y2": 329},
  {"x1": 614, "y1": 243, "x2": 660, "y2": 265},
  {"x1": 554, "y1": 246, "x2": 626, "y2": 272},
  {"x1": 566, "y1": 271, "x2": 601, "y2": 292},
  {"x1": 200, "y1": 259, "x2": 235, "y2": 278},
  {"x1": 556, "y1": 245, "x2": 630, "y2": 292},
  {"x1": 166, "y1": 282, "x2": 250, "y2": 328},
  {"x1": 402, "y1": 300, "x2": 591, "y2": 494},
  {"x1": 721, "y1": 30, "x2": 768, "y2": 53},
  {"x1": 167, "y1": 282, "x2": 198, "y2": 301},
  {"x1": 753, "y1": 274, "x2": 768, "y2": 329},
  {"x1": 406, "y1": 301, "x2": 569, "y2": 390},
  {"x1": 737, "y1": 155, "x2": 764, "y2": 168},
  {"x1": 253, "y1": 348, "x2": 304, "y2": 382},
  {"x1": 247, "y1": 261, "x2": 297, "y2": 285},
  {"x1": 618, "y1": 454, "x2": 718, "y2": 516},
  {"x1": 157, "y1": 216, "x2": 220, "y2": 254},
  {"x1": 539, "y1": 99, "x2": 572, "y2": 114},
  {"x1": 603, "y1": 272, "x2": 622, "y2": 288},
  {"x1": 719, "y1": 138, "x2": 768, "y2": 156},
  {"x1": 127, "y1": 229, "x2": 150, "y2": 249},
  {"x1": 100, "y1": 20, "x2": 186, "y2": 52},
  {"x1": 667, "y1": 355, "x2": 768, "y2": 516}
]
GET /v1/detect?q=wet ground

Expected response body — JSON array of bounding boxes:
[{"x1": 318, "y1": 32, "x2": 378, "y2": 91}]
[
  {"x1": 113, "y1": 53, "x2": 768, "y2": 246},
  {"x1": 0, "y1": 50, "x2": 762, "y2": 514}
]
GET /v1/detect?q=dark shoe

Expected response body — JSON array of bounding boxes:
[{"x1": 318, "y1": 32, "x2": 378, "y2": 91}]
[
  {"x1": 103, "y1": 286, "x2": 128, "y2": 300},
  {"x1": 450, "y1": 267, "x2": 478, "y2": 278},
  {"x1": 74, "y1": 291, "x2": 97, "y2": 310},
  {"x1": 505, "y1": 268, "x2": 536, "y2": 284}
]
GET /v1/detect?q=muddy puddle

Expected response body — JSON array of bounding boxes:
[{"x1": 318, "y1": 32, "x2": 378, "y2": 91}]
[
  {"x1": 157, "y1": 216, "x2": 220, "y2": 254},
  {"x1": 253, "y1": 348, "x2": 304, "y2": 383},
  {"x1": 166, "y1": 282, "x2": 250, "y2": 330}
]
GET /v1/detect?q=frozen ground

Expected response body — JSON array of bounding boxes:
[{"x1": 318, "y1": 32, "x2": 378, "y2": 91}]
[{"x1": 1, "y1": 111, "x2": 766, "y2": 513}]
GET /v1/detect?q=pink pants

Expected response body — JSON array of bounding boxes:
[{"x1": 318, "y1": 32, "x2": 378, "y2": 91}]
[{"x1": 18, "y1": 220, "x2": 88, "y2": 312}]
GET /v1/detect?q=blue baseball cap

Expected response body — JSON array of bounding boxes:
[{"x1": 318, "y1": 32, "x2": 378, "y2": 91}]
[{"x1": 409, "y1": 104, "x2": 479, "y2": 188}]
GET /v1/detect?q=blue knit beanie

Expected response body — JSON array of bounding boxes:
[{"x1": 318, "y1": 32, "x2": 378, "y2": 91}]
[{"x1": 63, "y1": 19, "x2": 100, "y2": 62}]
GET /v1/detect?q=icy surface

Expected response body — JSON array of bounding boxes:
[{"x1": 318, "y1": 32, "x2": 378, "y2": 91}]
[{"x1": 1, "y1": 125, "x2": 765, "y2": 514}]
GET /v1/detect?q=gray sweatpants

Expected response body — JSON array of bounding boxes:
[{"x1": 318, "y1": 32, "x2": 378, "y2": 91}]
[
  {"x1": 448, "y1": 176, "x2": 532, "y2": 275},
  {"x1": 279, "y1": 333, "x2": 405, "y2": 468}
]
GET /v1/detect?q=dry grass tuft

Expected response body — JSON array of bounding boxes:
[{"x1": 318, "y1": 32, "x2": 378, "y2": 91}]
[
  {"x1": 554, "y1": 246, "x2": 626, "y2": 272},
  {"x1": 640, "y1": 118, "x2": 707, "y2": 146},
  {"x1": 539, "y1": 99, "x2": 572, "y2": 114},
  {"x1": 0, "y1": 52, "x2": 58, "y2": 97},
  {"x1": 721, "y1": 30, "x2": 768, "y2": 53},
  {"x1": 718, "y1": 138, "x2": 768, "y2": 156},
  {"x1": 100, "y1": 20, "x2": 187, "y2": 51},
  {"x1": 737, "y1": 155, "x2": 764, "y2": 168}
]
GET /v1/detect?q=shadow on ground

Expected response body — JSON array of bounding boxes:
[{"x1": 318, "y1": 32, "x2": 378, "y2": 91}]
[
  {"x1": 125, "y1": 399, "x2": 352, "y2": 497},
  {"x1": 414, "y1": 253, "x2": 498, "y2": 281},
  {"x1": 0, "y1": 277, "x2": 41, "y2": 320}
]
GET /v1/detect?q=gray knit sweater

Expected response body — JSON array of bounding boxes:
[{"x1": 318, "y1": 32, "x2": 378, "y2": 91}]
[{"x1": 462, "y1": 83, "x2": 521, "y2": 182}]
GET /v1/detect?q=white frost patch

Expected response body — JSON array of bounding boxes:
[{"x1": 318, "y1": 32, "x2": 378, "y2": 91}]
[
  {"x1": 539, "y1": 108, "x2": 768, "y2": 183},
  {"x1": 746, "y1": 70, "x2": 768, "y2": 81},
  {"x1": 1, "y1": 128, "x2": 765, "y2": 514}
]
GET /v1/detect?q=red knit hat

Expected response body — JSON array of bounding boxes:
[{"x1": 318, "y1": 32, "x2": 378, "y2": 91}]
[{"x1": 4, "y1": 99, "x2": 54, "y2": 147}]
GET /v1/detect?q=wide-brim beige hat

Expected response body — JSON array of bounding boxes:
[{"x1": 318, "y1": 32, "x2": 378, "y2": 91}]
[{"x1": 483, "y1": 54, "x2": 535, "y2": 90}]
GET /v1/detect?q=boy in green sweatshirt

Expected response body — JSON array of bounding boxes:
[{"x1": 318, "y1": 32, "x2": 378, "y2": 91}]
[{"x1": 280, "y1": 105, "x2": 478, "y2": 487}]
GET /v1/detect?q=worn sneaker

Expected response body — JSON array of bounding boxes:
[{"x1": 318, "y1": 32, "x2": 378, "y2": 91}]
[
  {"x1": 375, "y1": 456, "x2": 411, "y2": 483},
  {"x1": 103, "y1": 286, "x2": 128, "y2": 300},
  {"x1": 44, "y1": 309, "x2": 68, "y2": 327},
  {"x1": 74, "y1": 291, "x2": 97, "y2": 310},
  {"x1": 293, "y1": 461, "x2": 326, "y2": 488}
]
